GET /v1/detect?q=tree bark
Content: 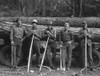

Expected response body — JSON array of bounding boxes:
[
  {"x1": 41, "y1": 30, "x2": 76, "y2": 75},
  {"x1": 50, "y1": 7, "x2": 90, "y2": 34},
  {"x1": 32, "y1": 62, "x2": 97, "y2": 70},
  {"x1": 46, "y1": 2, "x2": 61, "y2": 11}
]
[
  {"x1": 42, "y1": 0, "x2": 46, "y2": 16},
  {"x1": 79, "y1": 0, "x2": 82, "y2": 17}
]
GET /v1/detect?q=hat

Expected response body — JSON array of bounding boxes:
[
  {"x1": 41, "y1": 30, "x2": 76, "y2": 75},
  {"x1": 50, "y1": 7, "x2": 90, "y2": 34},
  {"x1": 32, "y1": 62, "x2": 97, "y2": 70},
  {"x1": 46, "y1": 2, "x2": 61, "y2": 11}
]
[{"x1": 32, "y1": 19, "x2": 38, "y2": 23}]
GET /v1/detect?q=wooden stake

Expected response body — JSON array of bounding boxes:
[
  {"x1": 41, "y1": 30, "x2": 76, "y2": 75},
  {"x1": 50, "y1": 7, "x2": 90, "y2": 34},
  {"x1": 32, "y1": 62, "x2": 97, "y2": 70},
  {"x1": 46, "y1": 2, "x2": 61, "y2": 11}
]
[
  {"x1": 39, "y1": 36, "x2": 50, "y2": 72},
  {"x1": 27, "y1": 35, "x2": 34, "y2": 72}
]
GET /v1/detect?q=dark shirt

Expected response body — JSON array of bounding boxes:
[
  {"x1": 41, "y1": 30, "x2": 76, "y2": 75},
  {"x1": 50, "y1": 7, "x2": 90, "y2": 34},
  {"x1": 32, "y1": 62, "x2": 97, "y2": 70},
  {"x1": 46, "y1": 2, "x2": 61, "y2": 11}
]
[
  {"x1": 79, "y1": 28, "x2": 92, "y2": 45},
  {"x1": 28, "y1": 27, "x2": 42, "y2": 40},
  {"x1": 59, "y1": 29, "x2": 73, "y2": 43},
  {"x1": 43, "y1": 27, "x2": 56, "y2": 40}
]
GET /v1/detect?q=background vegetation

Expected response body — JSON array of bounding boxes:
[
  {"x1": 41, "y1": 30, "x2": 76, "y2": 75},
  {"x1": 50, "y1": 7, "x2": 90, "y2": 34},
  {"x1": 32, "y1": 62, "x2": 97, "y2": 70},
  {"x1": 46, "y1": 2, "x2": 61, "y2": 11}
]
[{"x1": 0, "y1": 0, "x2": 100, "y2": 17}]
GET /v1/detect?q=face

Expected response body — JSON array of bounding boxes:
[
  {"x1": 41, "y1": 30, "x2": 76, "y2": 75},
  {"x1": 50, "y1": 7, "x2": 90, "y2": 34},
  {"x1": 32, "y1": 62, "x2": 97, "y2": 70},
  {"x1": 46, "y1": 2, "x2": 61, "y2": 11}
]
[
  {"x1": 17, "y1": 19, "x2": 22, "y2": 26},
  {"x1": 48, "y1": 25, "x2": 52, "y2": 29},
  {"x1": 32, "y1": 23, "x2": 37, "y2": 29},
  {"x1": 64, "y1": 22, "x2": 70, "y2": 30},
  {"x1": 83, "y1": 23, "x2": 87, "y2": 29}
]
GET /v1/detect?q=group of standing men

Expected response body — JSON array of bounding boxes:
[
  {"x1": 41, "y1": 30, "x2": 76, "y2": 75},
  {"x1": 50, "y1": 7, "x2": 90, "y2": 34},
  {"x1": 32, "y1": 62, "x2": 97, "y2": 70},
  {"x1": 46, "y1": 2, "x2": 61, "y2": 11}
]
[{"x1": 10, "y1": 18, "x2": 94, "y2": 71}]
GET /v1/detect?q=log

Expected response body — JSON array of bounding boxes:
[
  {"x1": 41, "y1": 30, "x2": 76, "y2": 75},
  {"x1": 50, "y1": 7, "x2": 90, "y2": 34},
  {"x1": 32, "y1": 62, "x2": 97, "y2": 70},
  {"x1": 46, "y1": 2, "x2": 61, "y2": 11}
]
[{"x1": 0, "y1": 17, "x2": 100, "y2": 28}]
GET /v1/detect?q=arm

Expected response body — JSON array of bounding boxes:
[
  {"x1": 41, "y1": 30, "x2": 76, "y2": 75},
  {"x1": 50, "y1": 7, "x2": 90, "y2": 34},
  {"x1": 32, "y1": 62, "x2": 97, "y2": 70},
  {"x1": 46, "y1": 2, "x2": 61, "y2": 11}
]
[
  {"x1": 33, "y1": 30, "x2": 42, "y2": 39},
  {"x1": 10, "y1": 25, "x2": 14, "y2": 44},
  {"x1": 59, "y1": 31, "x2": 63, "y2": 45},
  {"x1": 10, "y1": 26, "x2": 14, "y2": 41},
  {"x1": 50, "y1": 29, "x2": 56, "y2": 39},
  {"x1": 70, "y1": 32, "x2": 74, "y2": 42},
  {"x1": 86, "y1": 29, "x2": 93, "y2": 38},
  {"x1": 78, "y1": 30, "x2": 85, "y2": 39},
  {"x1": 68, "y1": 32, "x2": 74, "y2": 44}
]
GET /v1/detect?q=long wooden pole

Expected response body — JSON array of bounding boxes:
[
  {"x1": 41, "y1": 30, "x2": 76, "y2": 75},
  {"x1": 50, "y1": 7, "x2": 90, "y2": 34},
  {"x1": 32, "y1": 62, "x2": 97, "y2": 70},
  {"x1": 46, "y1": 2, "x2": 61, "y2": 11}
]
[
  {"x1": 11, "y1": 44, "x2": 14, "y2": 66},
  {"x1": 39, "y1": 36, "x2": 50, "y2": 72},
  {"x1": 27, "y1": 35, "x2": 34, "y2": 72},
  {"x1": 85, "y1": 32, "x2": 88, "y2": 68},
  {"x1": 60, "y1": 48, "x2": 62, "y2": 70}
]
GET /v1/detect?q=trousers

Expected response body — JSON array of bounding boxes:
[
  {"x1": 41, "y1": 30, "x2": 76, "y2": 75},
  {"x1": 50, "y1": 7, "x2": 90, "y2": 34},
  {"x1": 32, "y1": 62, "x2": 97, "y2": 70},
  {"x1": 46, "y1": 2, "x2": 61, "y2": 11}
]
[
  {"x1": 12, "y1": 43, "x2": 22, "y2": 66},
  {"x1": 31, "y1": 40, "x2": 41, "y2": 65},
  {"x1": 81, "y1": 43, "x2": 93, "y2": 68},
  {"x1": 61, "y1": 42, "x2": 72, "y2": 68},
  {"x1": 46, "y1": 41, "x2": 57, "y2": 66}
]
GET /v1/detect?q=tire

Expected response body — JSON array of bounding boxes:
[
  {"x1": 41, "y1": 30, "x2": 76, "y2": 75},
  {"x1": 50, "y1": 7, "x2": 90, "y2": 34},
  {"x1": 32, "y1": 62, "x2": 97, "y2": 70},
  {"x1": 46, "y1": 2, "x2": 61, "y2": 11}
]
[
  {"x1": 0, "y1": 45, "x2": 11, "y2": 67},
  {"x1": 0, "y1": 45, "x2": 24, "y2": 67},
  {"x1": 92, "y1": 49, "x2": 100, "y2": 67}
]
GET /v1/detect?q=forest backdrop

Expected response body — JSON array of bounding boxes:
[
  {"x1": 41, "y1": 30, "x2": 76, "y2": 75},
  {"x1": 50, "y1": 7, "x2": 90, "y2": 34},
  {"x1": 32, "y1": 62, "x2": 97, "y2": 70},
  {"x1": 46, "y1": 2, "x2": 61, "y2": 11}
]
[{"x1": 0, "y1": 0, "x2": 100, "y2": 17}]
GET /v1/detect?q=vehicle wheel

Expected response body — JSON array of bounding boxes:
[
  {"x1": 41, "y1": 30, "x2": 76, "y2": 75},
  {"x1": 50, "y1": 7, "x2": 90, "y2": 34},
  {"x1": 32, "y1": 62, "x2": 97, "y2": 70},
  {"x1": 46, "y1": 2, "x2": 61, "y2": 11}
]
[
  {"x1": 0, "y1": 45, "x2": 24, "y2": 67},
  {"x1": 0, "y1": 45, "x2": 11, "y2": 67},
  {"x1": 92, "y1": 49, "x2": 100, "y2": 67}
]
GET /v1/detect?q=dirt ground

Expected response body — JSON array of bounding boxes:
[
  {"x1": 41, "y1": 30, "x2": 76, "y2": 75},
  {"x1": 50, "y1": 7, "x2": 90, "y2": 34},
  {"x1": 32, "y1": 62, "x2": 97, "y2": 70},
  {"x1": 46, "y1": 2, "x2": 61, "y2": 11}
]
[{"x1": 0, "y1": 65, "x2": 100, "y2": 76}]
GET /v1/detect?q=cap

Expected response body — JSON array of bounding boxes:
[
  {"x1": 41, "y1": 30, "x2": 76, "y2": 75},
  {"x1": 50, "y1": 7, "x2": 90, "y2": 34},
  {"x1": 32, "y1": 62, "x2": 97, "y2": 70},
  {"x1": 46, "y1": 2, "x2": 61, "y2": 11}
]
[{"x1": 32, "y1": 19, "x2": 38, "y2": 23}]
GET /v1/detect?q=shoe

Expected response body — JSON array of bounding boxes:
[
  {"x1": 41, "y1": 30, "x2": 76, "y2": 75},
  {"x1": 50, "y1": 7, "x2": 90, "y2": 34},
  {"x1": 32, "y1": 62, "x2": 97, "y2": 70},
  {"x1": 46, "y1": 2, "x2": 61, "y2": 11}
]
[
  {"x1": 89, "y1": 68, "x2": 94, "y2": 71},
  {"x1": 62, "y1": 68, "x2": 66, "y2": 71},
  {"x1": 66, "y1": 67, "x2": 70, "y2": 71}
]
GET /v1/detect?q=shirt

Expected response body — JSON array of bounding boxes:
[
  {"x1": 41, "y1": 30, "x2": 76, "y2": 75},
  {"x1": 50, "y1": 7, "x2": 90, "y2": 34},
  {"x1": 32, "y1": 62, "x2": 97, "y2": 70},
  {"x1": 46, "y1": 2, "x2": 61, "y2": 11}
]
[
  {"x1": 79, "y1": 28, "x2": 92, "y2": 45},
  {"x1": 28, "y1": 27, "x2": 42, "y2": 40},
  {"x1": 43, "y1": 27, "x2": 56, "y2": 41},
  {"x1": 10, "y1": 25, "x2": 27, "y2": 41},
  {"x1": 59, "y1": 29, "x2": 73, "y2": 43}
]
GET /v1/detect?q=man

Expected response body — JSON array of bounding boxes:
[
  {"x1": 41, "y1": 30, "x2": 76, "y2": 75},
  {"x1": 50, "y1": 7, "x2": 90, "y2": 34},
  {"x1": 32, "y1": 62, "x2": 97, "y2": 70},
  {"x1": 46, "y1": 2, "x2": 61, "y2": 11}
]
[
  {"x1": 29, "y1": 19, "x2": 42, "y2": 67},
  {"x1": 10, "y1": 18, "x2": 27, "y2": 68},
  {"x1": 79, "y1": 21, "x2": 94, "y2": 71},
  {"x1": 43, "y1": 21, "x2": 57, "y2": 69},
  {"x1": 59, "y1": 21, "x2": 74, "y2": 71}
]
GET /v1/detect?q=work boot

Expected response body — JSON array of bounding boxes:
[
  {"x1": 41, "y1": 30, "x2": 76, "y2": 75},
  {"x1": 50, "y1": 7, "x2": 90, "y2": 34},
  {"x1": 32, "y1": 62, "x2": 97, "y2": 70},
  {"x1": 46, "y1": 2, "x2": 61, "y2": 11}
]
[
  {"x1": 50, "y1": 65, "x2": 56, "y2": 69},
  {"x1": 89, "y1": 68, "x2": 95, "y2": 71},
  {"x1": 62, "y1": 68, "x2": 66, "y2": 71}
]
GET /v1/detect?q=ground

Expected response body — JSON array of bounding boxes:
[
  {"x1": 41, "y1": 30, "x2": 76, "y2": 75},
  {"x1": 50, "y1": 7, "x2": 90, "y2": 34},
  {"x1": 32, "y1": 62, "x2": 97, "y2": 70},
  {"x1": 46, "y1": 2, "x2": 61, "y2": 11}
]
[{"x1": 0, "y1": 65, "x2": 100, "y2": 76}]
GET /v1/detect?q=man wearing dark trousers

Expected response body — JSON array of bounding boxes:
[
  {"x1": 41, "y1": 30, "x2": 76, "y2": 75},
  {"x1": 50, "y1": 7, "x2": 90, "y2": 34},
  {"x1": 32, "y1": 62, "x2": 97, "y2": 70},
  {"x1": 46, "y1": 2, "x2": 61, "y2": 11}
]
[
  {"x1": 59, "y1": 21, "x2": 74, "y2": 71},
  {"x1": 79, "y1": 21, "x2": 94, "y2": 71},
  {"x1": 43, "y1": 21, "x2": 57, "y2": 69},
  {"x1": 10, "y1": 18, "x2": 27, "y2": 68},
  {"x1": 29, "y1": 19, "x2": 42, "y2": 67}
]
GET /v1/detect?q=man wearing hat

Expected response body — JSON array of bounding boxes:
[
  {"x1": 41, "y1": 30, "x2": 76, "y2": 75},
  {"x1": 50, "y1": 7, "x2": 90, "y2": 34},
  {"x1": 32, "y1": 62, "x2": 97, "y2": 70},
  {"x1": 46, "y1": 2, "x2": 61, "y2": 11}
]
[
  {"x1": 59, "y1": 21, "x2": 74, "y2": 71},
  {"x1": 79, "y1": 21, "x2": 94, "y2": 71},
  {"x1": 10, "y1": 18, "x2": 27, "y2": 68},
  {"x1": 43, "y1": 21, "x2": 57, "y2": 69},
  {"x1": 29, "y1": 19, "x2": 42, "y2": 67}
]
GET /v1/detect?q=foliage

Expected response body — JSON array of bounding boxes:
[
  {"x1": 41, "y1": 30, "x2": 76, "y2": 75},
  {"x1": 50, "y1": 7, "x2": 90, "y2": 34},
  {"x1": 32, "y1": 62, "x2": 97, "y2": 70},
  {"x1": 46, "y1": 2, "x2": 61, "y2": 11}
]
[{"x1": 0, "y1": 0, "x2": 100, "y2": 17}]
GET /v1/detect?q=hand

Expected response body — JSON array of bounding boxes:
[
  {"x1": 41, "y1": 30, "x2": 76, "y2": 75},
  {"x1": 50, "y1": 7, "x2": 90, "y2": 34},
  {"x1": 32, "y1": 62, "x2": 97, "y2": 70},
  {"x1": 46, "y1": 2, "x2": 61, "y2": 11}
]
[
  {"x1": 68, "y1": 41, "x2": 72, "y2": 44},
  {"x1": 33, "y1": 32, "x2": 37, "y2": 36},
  {"x1": 11, "y1": 41, "x2": 14, "y2": 45},
  {"x1": 46, "y1": 31, "x2": 50, "y2": 34}
]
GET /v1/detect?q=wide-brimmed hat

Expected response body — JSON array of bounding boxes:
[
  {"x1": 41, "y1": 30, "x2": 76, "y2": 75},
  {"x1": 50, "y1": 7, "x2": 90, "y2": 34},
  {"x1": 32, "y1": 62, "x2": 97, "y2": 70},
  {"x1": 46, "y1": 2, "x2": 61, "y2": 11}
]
[{"x1": 32, "y1": 19, "x2": 38, "y2": 24}]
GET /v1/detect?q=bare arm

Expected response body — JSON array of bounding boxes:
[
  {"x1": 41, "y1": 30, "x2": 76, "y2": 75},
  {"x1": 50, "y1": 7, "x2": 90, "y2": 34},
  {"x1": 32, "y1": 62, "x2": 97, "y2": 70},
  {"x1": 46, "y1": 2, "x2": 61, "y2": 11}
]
[{"x1": 10, "y1": 25, "x2": 14, "y2": 41}]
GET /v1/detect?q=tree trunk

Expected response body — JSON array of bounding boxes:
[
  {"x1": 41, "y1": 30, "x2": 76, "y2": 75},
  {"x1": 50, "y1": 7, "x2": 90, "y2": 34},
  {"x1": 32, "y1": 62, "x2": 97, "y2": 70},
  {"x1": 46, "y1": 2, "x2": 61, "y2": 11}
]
[
  {"x1": 71, "y1": 0, "x2": 75, "y2": 16},
  {"x1": 79, "y1": 0, "x2": 82, "y2": 17},
  {"x1": 42, "y1": 0, "x2": 46, "y2": 16}
]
